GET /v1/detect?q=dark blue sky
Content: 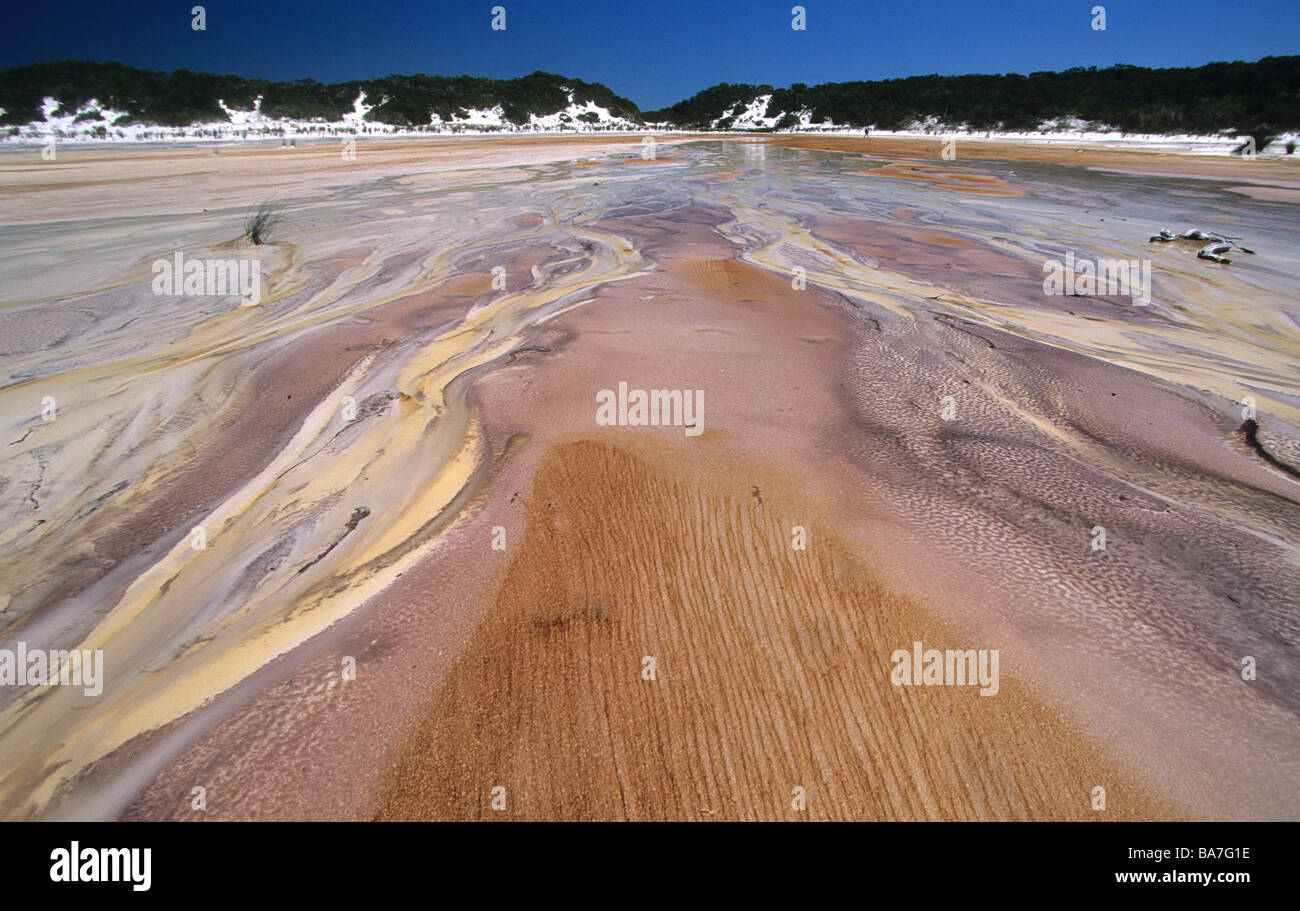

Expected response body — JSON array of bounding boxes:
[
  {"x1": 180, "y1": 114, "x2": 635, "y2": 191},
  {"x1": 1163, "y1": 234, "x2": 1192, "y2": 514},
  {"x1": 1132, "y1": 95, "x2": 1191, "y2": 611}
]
[{"x1": 4, "y1": 0, "x2": 1297, "y2": 109}]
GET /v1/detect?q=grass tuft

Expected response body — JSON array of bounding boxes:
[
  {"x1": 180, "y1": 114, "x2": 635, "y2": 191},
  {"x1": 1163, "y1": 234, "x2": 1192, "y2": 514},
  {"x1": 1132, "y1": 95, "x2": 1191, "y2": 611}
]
[{"x1": 244, "y1": 199, "x2": 286, "y2": 245}]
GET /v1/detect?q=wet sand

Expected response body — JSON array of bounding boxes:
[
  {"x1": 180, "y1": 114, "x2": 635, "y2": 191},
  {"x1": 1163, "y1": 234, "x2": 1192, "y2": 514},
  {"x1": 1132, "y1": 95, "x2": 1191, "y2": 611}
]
[
  {"x1": 0, "y1": 134, "x2": 1296, "y2": 820},
  {"x1": 370, "y1": 439, "x2": 1181, "y2": 821},
  {"x1": 769, "y1": 133, "x2": 1300, "y2": 188}
]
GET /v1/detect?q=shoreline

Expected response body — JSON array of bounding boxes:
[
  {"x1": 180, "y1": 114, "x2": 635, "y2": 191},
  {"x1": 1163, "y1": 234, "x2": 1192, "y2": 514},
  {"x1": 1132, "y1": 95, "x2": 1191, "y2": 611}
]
[{"x1": 4, "y1": 127, "x2": 1297, "y2": 160}]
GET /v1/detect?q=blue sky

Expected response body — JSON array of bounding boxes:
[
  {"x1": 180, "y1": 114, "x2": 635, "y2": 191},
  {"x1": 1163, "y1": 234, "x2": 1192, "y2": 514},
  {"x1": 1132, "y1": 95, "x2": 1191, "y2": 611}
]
[{"x1": 4, "y1": 0, "x2": 1298, "y2": 109}]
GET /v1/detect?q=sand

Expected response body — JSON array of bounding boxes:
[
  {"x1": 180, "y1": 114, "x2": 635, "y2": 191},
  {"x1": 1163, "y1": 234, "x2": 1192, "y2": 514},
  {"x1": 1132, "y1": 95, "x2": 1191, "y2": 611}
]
[
  {"x1": 0, "y1": 134, "x2": 1296, "y2": 821},
  {"x1": 768, "y1": 133, "x2": 1300, "y2": 186},
  {"x1": 371, "y1": 438, "x2": 1180, "y2": 821}
]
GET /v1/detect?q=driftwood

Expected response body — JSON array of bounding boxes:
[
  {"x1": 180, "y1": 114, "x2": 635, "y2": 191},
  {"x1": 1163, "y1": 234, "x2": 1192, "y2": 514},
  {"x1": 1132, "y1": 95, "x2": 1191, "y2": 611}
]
[{"x1": 1148, "y1": 228, "x2": 1256, "y2": 263}]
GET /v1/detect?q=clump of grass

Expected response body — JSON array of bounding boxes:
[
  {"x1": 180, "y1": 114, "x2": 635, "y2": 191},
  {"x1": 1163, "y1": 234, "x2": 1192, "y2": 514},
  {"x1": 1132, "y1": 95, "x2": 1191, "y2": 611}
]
[{"x1": 244, "y1": 198, "x2": 286, "y2": 245}]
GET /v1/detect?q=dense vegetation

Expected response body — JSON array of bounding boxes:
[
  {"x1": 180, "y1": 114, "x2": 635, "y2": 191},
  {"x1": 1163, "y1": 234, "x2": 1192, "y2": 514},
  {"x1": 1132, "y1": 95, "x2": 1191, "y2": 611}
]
[
  {"x1": 0, "y1": 61, "x2": 641, "y2": 127},
  {"x1": 3, "y1": 57, "x2": 1297, "y2": 147},
  {"x1": 643, "y1": 56, "x2": 1300, "y2": 146}
]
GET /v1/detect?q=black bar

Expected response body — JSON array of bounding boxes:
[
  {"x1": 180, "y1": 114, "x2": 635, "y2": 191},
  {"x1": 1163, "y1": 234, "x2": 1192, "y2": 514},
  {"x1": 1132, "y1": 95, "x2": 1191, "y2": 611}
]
[{"x1": 6, "y1": 821, "x2": 1283, "y2": 898}]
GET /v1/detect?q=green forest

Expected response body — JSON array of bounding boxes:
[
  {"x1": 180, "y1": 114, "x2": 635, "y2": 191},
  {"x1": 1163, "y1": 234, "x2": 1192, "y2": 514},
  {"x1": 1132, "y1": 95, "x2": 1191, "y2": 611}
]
[
  {"x1": 647, "y1": 56, "x2": 1300, "y2": 146},
  {"x1": 2, "y1": 57, "x2": 1297, "y2": 146},
  {"x1": 0, "y1": 61, "x2": 641, "y2": 127}
]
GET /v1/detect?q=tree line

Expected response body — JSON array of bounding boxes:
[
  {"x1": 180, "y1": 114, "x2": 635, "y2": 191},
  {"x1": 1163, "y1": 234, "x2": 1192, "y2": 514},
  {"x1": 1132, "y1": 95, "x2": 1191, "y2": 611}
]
[
  {"x1": 643, "y1": 56, "x2": 1300, "y2": 147},
  {"x1": 3, "y1": 57, "x2": 1296, "y2": 147},
  {"x1": 0, "y1": 61, "x2": 640, "y2": 127}
]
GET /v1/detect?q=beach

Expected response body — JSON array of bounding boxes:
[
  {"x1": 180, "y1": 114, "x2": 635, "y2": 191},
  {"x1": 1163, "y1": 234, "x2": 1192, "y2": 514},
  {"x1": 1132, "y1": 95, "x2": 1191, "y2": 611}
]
[{"x1": 0, "y1": 133, "x2": 1296, "y2": 820}]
